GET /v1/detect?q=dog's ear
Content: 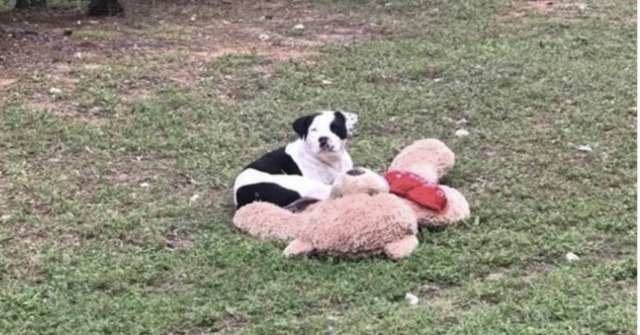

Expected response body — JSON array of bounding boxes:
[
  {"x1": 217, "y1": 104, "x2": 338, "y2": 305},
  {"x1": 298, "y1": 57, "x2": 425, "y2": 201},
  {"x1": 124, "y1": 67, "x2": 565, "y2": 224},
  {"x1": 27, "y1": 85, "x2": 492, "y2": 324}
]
[
  {"x1": 292, "y1": 114, "x2": 317, "y2": 139},
  {"x1": 335, "y1": 110, "x2": 359, "y2": 136}
]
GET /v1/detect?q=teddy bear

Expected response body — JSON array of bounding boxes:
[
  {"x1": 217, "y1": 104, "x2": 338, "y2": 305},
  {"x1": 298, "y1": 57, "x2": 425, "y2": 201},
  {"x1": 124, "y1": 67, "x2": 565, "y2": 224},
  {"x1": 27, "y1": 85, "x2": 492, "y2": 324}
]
[
  {"x1": 234, "y1": 167, "x2": 420, "y2": 260},
  {"x1": 232, "y1": 138, "x2": 471, "y2": 259},
  {"x1": 384, "y1": 138, "x2": 471, "y2": 227}
]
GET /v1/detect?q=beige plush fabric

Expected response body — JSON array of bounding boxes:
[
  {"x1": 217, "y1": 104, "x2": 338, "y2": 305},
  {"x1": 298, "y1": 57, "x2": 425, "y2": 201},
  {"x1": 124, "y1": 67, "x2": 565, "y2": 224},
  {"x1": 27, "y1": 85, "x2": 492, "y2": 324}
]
[
  {"x1": 284, "y1": 193, "x2": 417, "y2": 257},
  {"x1": 389, "y1": 138, "x2": 471, "y2": 226},
  {"x1": 404, "y1": 185, "x2": 470, "y2": 226},
  {"x1": 233, "y1": 202, "x2": 304, "y2": 239},
  {"x1": 330, "y1": 169, "x2": 389, "y2": 198},
  {"x1": 390, "y1": 139, "x2": 455, "y2": 183},
  {"x1": 234, "y1": 168, "x2": 420, "y2": 259}
]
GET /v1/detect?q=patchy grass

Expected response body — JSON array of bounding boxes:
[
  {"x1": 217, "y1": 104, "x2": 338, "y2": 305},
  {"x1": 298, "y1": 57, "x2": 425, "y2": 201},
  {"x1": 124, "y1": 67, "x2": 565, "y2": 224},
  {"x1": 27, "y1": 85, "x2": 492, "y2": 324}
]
[
  {"x1": 71, "y1": 29, "x2": 117, "y2": 40},
  {"x1": 0, "y1": 0, "x2": 637, "y2": 334}
]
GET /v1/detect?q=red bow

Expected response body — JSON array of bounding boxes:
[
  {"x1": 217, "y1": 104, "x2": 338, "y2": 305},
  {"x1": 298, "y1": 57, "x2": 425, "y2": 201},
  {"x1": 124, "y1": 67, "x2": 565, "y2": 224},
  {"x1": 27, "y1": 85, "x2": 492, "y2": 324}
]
[{"x1": 384, "y1": 170, "x2": 448, "y2": 213}]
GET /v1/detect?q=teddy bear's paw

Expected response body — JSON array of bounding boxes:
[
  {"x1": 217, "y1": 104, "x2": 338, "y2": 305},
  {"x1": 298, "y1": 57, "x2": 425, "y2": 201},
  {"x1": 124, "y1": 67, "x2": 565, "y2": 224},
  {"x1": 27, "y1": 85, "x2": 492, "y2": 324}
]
[
  {"x1": 439, "y1": 186, "x2": 470, "y2": 222},
  {"x1": 283, "y1": 239, "x2": 315, "y2": 257},
  {"x1": 414, "y1": 185, "x2": 470, "y2": 227},
  {"x1": 384, "y1": 235, "x2": 419, "y2": 260}
]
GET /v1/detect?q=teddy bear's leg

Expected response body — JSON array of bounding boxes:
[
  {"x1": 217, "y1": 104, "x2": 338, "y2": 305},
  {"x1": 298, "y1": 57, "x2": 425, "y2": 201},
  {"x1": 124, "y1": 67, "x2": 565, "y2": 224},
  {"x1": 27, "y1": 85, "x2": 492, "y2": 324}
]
[
  {"x1": 233, "y1": 202, "x2": 302, "y2": 239},
  {"x1": 283, "y1": 239, "x2": 315, "y2": 257},
  {"x1": 390, "y1": 139, "x2": 455, "y2": 182},
  {"x1": 384, "y1": 235, "x2": 419, "y2": 260}
]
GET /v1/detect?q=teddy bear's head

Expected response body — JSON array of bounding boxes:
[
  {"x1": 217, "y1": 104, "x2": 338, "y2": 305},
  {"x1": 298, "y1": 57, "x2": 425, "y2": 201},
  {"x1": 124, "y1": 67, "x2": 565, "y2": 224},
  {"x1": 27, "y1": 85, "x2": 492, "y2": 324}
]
[{"x1": 330, "y1": 167, "x2": 389, "y2": 198}]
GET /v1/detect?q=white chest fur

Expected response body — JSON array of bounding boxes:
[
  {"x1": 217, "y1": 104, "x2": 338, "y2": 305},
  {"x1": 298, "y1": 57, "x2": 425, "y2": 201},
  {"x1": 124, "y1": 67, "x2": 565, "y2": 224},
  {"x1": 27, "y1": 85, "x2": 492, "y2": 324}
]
[{"x1": 286, "y1": 140, "x2": 353, "y2": 185}]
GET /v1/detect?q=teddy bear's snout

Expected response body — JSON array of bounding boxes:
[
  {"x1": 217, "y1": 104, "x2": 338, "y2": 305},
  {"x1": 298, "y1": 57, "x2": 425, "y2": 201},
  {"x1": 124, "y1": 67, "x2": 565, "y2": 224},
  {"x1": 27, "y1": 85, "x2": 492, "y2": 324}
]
[{"x1": 346, "y1": 168, "x2": 365, "y2": 176}]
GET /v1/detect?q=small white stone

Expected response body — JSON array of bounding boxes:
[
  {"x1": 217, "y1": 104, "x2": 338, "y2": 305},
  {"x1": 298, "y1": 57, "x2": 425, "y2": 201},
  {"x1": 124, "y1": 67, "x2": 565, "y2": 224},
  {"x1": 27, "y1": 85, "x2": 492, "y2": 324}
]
[
  {"x1": 433, "y1": 78, "x2": 443, "y2": 83},
  {"x1": 566, "y1": 252, "x2": 580, "y2": 262},
  {"x1": 1, "y1": 214, "x2": 11, "y2": 222},
  {"x1": 456, "y1": 117, "x2": 468, "y2": 124},
  {"x1": 405, "y1": 293, "x2": 419, "y2": 305},
  {"x1": 577, "y1": 3, "x2": 587, "y2": 10},
  {"x1": 139, "y1": 182, "x2": 150, "y2": 188},
  {"x1": 259, "y1": 34, "x2": 270, "y2": 41},
  {"x1": 577, "y1": 145, "x2": 592, "y2": 152},
  {"x1": 321, "y1": 80, "x2": 332, "y2": 85},
  {"x1": 190, "y1": 15, "x2": 196, "y2": 21},
  {"x1": 49, "y1": 87, "x2": 62, "y2": 95},
  {"x1": 293, "y1": 24, "x2": 305, "y2": 30},
  {"x1": 454, "y1": 129, "x2": 469, "y2": 137},
  {"x1": 189, "y1": 194, "x2": 200, "y2": 204}
]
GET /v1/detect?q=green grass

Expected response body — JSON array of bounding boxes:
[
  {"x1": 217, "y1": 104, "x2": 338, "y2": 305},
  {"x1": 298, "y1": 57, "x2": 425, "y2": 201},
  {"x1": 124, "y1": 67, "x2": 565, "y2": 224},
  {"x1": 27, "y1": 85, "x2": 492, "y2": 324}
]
[
  {"x1": 0, "y1": 0, "x2": 637, "y2": 334},
  {"x1": 71, "y1": 29, "x2": 117, "y2": 40}
]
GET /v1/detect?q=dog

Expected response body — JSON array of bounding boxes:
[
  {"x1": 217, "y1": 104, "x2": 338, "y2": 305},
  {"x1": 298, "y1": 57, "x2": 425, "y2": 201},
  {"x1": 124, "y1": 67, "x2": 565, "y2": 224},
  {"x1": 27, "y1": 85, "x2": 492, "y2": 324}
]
[{"x1": 233, "y1": 110, "x2": 358, "y2": 210}]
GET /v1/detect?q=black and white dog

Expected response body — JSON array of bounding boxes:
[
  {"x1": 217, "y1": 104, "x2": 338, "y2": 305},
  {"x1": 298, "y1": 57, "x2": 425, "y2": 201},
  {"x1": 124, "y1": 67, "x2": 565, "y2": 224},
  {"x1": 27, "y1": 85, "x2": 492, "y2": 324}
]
[{"x1": 233, "y1": 110, "x2": 358, "y2": 210}]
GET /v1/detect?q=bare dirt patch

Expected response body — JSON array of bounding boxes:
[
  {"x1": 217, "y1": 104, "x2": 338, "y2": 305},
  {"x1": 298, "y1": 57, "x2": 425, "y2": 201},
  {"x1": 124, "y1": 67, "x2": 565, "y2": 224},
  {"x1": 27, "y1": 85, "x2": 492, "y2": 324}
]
[
  {"x1": 0, "y1": 0, "x2": 391, "y2": 109},
  {"x1": 106, "y1": 156, "x2": 174, "y2": 188},
  {"x1": 192, "y1": 46, "x2": 317, "y2": 62},
  {"x1": 164, "y1": 230, "x2": 194, "y2": 251}
]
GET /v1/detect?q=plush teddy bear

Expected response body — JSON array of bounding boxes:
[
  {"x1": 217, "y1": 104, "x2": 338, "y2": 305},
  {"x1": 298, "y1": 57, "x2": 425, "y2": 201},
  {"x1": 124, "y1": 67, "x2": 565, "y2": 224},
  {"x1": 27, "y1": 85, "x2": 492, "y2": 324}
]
[
  {"x1": 232, "y1": 138, "x2": 471, "y2": 259},
  {"x1": 233, "y1": 167, "x2": 419, "y2": 260},
  {"x1": 384, "y1": 138, "x2": 471, "y2": 227}
]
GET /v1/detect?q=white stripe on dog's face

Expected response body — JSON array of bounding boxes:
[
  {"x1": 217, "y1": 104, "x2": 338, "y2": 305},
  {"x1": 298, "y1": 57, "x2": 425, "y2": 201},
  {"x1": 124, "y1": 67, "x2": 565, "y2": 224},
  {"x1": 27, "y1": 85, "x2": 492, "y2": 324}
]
[{"x1": 292, "y1": 110, "x2": 357, "y2": 156}]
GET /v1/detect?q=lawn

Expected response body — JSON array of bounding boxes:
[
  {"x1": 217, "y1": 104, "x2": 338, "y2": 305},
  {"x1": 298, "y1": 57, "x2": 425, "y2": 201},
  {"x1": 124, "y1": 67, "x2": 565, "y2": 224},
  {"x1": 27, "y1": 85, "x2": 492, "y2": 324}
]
[{"x1": 0, "y1": 0, "x2": 637, "y2": 334}]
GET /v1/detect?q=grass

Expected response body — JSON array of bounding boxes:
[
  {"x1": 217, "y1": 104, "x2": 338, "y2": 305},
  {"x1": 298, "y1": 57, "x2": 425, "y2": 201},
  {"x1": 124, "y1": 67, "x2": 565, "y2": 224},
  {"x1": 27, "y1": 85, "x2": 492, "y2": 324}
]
[{"x1": 0, "y1": 0, "x2": 637, "y2": 334}]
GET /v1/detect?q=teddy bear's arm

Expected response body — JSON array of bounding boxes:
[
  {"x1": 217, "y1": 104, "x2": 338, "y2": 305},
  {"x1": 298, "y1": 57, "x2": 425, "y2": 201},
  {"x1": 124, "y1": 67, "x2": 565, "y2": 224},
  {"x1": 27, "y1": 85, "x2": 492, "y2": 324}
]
[{"x1": 383, "y1": 235, "x2": 419, "y2": 260}]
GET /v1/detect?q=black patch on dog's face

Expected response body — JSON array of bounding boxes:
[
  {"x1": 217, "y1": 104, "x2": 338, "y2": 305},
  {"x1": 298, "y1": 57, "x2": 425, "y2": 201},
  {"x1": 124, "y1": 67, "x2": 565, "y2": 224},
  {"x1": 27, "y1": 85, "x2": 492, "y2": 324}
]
[
  {"x1": 330, "y1": 111, "x2": 348, "y2": 140},
  {"x1": 292, "y1": 113, "x2": 319, "y2": 139}
]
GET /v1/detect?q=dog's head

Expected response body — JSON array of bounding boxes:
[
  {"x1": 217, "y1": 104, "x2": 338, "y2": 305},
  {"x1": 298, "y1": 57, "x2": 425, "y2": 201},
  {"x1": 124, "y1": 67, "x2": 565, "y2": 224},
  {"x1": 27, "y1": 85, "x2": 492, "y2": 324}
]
[{"x1": 292, "y1": 110, "x2": 358, "y2": 156}]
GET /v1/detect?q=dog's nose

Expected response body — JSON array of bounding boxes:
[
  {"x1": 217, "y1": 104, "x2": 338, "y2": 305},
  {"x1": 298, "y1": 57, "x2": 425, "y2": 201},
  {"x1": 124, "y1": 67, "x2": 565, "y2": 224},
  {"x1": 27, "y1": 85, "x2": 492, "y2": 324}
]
[{"x1": 319, "y1": 137, "x2": 328, "y2": 145}]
